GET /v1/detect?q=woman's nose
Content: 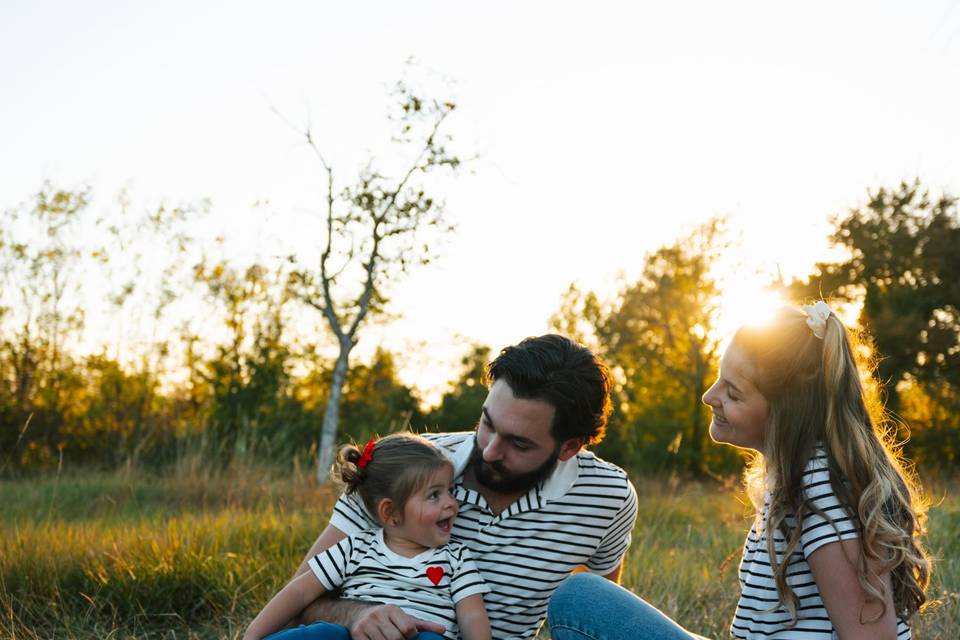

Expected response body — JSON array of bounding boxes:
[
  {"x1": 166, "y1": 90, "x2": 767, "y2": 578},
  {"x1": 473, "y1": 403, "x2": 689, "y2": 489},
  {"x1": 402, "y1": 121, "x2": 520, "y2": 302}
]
[{"x1": 702, "y1": 383, "x2": 719, "y2": 407}]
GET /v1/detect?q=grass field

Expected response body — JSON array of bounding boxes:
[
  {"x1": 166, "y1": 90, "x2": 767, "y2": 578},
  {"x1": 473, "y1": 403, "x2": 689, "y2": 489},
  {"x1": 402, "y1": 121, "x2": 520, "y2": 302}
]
[{"x1": 1, "y1": 462, "x2": 957, "y2": 639}]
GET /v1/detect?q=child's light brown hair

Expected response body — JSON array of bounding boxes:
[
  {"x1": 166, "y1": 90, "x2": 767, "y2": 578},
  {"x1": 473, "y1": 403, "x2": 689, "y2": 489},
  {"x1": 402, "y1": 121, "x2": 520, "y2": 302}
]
[{"x1": 334, "y1": 432, "x2": 452, "y2": 524}]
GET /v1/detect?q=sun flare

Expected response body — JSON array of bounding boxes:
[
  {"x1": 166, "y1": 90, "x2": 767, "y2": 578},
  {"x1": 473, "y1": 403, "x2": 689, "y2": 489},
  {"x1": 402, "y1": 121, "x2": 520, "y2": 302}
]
[{"x1": 712, "y1": 279, "x2": 785, "y2": 346}]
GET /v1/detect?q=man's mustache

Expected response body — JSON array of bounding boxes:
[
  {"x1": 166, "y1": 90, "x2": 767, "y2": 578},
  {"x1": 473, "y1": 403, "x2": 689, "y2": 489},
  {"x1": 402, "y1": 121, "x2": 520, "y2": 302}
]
[{"x1": 470, "y1": 435, "x2": 506, "y2": 474}]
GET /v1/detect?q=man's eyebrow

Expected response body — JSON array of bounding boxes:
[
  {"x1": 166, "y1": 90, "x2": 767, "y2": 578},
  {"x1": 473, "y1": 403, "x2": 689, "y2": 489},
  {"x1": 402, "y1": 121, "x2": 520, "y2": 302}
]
[
  {"x1": 481, "y1": 407, "x2": 535, "y2": 445},
  {"x1": 481, "y1": 406, "x2": 494, "y2": 426}
]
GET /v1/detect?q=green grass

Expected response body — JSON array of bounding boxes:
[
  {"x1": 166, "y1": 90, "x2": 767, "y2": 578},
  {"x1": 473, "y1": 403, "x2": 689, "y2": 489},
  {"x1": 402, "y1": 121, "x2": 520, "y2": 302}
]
[{"x1": 1, "y1": 466, "x2": 957, "y2": 639}]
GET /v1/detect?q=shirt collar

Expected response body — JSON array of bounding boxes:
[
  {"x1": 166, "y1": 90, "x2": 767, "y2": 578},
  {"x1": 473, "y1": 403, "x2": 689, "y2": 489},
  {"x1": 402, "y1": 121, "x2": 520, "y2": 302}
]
[
  {"x1": 447, "y1": 434, "x2": 581, "y2": 504},
  {"x1": 449, "y1": 435, "x2": 474, "y2": 476}
]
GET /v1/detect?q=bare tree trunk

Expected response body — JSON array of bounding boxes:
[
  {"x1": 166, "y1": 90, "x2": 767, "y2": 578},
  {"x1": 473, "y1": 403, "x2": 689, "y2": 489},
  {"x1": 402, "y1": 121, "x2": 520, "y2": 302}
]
[
  {"x1": 318, "y1": 340, "x2": 351, "y2": 482},
  {"x1": 286, "y1": 79, "x2": 460, "y2": 483}
]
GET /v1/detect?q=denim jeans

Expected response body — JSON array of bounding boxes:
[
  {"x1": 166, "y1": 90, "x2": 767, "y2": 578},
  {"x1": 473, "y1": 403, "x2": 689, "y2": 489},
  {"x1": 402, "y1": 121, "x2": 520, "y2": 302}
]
[
  {"x1": 547, "y1": 573, "x2": 709, "y2": 640},
  {"x1": 263, "y1": 621, "x2": 445, "y2": 640}
]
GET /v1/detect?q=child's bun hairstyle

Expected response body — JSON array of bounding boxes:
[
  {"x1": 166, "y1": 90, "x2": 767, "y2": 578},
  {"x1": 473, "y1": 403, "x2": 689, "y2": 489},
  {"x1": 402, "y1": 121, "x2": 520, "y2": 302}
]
[
  {"x1": 334, "y1": 432, "x2": 452, "y2": 524},
  {"x1": 734, "y1": 303, "x2": 930, "y2": 623}
]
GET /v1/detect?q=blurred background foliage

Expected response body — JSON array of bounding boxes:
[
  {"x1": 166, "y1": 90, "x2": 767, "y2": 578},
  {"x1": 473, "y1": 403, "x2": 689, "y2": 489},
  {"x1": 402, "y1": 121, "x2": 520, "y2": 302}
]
[{"x1": 1, "y1": 179, "x2": 958, "y2": 478}]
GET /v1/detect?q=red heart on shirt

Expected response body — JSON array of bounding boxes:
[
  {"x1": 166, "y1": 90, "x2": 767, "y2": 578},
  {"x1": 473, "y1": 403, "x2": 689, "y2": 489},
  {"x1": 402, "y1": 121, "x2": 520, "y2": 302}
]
[{"x1": 426, "y1": 566, "x2": 444, "y2": 586}]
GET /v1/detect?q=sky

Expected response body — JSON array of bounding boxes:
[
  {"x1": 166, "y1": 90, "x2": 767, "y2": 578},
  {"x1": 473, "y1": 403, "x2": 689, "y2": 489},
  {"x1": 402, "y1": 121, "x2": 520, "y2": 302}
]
[{"x1": 2, "y1": 1, "x2": 960, "y2": 403}]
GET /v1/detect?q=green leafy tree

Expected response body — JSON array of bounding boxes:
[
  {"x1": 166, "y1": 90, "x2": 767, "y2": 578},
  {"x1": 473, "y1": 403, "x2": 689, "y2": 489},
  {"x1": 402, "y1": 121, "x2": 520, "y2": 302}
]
[
  {"x1": 194, "y1": 260, "x2": 293, "y2": 465},
  {"x1": 548, "y1": 285, "x2": 604, "y2": 352},
  {"x1": 553, "y1": 219, "x2": 739, "y2": 475},
  {"x1": 785, "y1": 180, "x2": 960, "y2": 468},
  {"x1": 74, "y1": 354, "x2": 164, "y2": 467},
  {"x1": 0, "y1": 184, "x2": 88, "y2": 413},
  {"x1": 788, "y1": 180, "x2": 960, "y2": 412},
  {"x1": 425, "y1": 344, "x2": 491, "y2": 432},
  {"x1": 339, "y1": 348, "x2": 424, "y2": 444},
  {"x1": 898, "y1": 378, "x2": 960, "y2": 468},
  {"x1": 0, "y1": 184, "x2": 89, "y2": 468},
  {"x1": 85, "y1": 192, "x2": 205, "y2": 466}
]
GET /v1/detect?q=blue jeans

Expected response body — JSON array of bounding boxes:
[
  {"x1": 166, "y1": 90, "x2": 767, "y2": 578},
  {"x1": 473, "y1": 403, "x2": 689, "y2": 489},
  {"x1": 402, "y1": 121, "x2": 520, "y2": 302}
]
[
  {"x1": 547, "y1": 573, "x2": 708, "y2": 640},
  {"x1": 263, "y1": 621, "x2": 445, "y2": 640}
]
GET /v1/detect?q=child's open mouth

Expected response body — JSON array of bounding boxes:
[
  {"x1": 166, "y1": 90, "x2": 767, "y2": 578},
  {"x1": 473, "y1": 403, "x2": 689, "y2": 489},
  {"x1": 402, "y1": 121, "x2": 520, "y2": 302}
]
[{"x1": 436, "y1": 517, "x2": 453, "y2": 533}]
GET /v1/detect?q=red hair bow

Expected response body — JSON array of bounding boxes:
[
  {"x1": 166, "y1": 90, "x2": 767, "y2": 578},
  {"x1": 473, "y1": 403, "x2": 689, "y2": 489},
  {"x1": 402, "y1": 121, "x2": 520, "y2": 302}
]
[{"x1": 357, "y1": 436, "x2": 376, "y2": 469}]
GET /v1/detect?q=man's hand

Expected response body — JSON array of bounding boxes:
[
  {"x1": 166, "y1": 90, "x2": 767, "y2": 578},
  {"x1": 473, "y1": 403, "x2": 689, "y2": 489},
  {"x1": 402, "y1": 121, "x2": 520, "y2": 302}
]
[{"x1": 349, "y1": 603, "x2": 446, "y2": 640}]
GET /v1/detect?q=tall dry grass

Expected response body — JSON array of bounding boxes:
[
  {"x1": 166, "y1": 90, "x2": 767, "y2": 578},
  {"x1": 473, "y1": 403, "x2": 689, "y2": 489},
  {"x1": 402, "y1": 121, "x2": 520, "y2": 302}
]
[{"x1": 1, "y1": 464, "x2": 956, "y2": 639}]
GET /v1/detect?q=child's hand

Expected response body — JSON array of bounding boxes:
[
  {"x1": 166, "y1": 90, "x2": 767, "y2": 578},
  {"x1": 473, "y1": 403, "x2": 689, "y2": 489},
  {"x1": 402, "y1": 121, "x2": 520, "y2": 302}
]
[
  {"x1": 245, "y1": 572, "x2": 326, "y2": 640},
  {"x1": 349, "y1": 603, "x2": 446, "y2": 640}
]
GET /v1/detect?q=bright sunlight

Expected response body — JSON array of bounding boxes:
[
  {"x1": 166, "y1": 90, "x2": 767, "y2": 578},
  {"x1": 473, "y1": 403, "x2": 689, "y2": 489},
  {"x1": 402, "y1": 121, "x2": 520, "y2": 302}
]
[{"x1": 712, "y1": 277, "x2": 785, "y2": 345}]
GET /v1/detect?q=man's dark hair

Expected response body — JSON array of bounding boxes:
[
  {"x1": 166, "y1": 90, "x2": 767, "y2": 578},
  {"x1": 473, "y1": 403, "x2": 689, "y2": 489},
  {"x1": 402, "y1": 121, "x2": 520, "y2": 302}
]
[{"x1": 484, "y1": 334, "x2": 612, "y2": 446}]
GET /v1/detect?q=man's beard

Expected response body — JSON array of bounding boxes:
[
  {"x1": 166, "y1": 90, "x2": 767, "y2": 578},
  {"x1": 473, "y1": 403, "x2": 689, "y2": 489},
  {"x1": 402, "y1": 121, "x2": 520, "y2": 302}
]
[{"x1": 468, "y1": 435, "x2": 560, "y2": 494}]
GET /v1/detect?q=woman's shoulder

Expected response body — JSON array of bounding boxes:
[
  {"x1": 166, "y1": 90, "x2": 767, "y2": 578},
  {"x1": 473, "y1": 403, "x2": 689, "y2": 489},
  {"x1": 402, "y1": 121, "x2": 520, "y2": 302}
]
[
  {"x1": 800, "y1": 445, "x2": 833, "y2": 486},
  {"x1": 803, "y1": 444, "x2": 830, "y2": 470},
  {"x1": 798, "y1": 445, "x2": 853, "y2": 512}
]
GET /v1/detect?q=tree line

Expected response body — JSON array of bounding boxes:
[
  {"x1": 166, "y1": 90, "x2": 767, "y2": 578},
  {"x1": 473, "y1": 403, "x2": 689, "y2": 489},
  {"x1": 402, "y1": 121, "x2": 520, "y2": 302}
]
[
  {"x1": 2, "y1": 179, "x2": 957, "y2": 477},
  {"x1": 2, "y1": 68, "x2": 957, "y2": 477}
]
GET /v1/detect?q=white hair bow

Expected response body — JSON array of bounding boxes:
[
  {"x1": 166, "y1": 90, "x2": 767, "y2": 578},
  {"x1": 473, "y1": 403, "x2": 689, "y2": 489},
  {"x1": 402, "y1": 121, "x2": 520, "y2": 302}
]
[{"x1": 802, "y1": 301, "x2": 832, "y2": 339}]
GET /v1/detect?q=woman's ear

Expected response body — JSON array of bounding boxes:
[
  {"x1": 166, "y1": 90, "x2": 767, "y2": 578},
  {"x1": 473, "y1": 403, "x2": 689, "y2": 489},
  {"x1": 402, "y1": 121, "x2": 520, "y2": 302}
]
[{"x1": 377, "y1": 498, "x2": 399, "y2": 527}]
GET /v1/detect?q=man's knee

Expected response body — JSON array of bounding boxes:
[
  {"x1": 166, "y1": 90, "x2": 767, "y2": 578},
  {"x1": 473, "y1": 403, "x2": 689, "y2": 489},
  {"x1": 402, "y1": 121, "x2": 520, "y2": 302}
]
[{"x1": 549, "y1": 572, "x2": 607, "y2": 617}]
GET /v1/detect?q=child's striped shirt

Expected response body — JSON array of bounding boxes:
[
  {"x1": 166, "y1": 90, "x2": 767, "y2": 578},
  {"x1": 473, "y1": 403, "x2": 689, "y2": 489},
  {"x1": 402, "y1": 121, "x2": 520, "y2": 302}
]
[{"x1": 308, "y1": 528, "x2": 488, "y2": 640}]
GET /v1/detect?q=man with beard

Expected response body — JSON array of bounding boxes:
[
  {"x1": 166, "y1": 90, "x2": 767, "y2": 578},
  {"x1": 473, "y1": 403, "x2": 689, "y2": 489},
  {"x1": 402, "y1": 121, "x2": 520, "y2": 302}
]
[{"x1": 290, "y1": 334, "x2": 638, "y2": 640}]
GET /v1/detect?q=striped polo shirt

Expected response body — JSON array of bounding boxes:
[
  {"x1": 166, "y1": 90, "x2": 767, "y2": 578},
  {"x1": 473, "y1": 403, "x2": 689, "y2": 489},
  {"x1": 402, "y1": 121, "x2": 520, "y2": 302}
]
[
  {"x1": 307, "y1": 528, "x2": 488, "y2": 640},
  {"x1": 331, "y1": 432, "x2": 638, "y2": 640},
  {"x1": 733, "y1": 449, "x2": 910, "y2": 639}
]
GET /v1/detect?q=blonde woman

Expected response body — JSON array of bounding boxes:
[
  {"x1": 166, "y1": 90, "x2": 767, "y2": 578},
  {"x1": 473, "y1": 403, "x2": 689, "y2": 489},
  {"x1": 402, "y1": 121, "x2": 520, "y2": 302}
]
[{"x1": 547, "y1": 302, "x2": 930, "y2": 639}]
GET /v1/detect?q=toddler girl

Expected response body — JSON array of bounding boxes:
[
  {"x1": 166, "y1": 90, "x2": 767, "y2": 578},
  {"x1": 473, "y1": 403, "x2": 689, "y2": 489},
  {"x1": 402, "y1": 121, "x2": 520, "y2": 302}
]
[{"x1": 245, "y1": 432, "x2": 491, "y2": 640}]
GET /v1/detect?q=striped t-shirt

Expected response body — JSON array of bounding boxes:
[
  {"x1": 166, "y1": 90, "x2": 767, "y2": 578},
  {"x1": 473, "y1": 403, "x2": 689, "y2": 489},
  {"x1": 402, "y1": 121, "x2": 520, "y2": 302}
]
[
  {"x1": 307, "y1": 528, "x2": 489, "y2": 640},
  {"x1": 331, "y1": 432, "x2": 638, "y2": 640},
  {"x1": 733, "y1": 449, "x2": 910, "y2": 639}
]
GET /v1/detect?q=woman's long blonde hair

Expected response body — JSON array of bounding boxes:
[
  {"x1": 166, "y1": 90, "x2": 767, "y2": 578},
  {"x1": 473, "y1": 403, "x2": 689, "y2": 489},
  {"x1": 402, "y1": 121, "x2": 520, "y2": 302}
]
[{"x1": 735, "y1": 305, "x2": 930, "y2": 624}]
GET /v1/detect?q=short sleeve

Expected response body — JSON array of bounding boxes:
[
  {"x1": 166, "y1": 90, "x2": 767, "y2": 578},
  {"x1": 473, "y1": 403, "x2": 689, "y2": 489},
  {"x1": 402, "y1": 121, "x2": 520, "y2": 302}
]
[
  {"x1": 799, "y1": 453, "x2": 859, "y2": 558},
  {"x1": 447, "y1": 543, "x2": 489, "y2": 603},
  {"x1": 329, "y1": 492, "x2": 380, "y2": 535},
  {"x1": 307, "y1": 535, "x2": 354, "y2": 591},
  {"x1": 586, "y1": 475, "x2": 639, "y2": 573}
]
